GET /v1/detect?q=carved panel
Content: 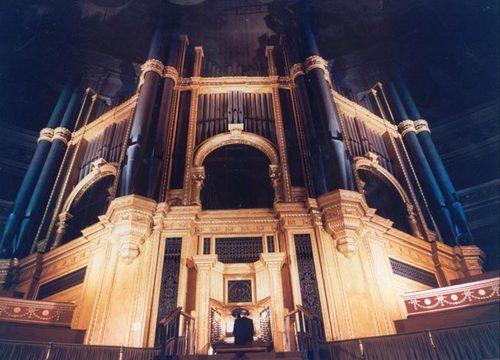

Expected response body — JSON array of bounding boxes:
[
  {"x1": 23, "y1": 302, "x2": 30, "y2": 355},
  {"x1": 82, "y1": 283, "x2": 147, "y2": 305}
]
[
  {"x1": 389, "y1": 258, "x2": 438, "y2": 287},
  {"x1": 227, "y1": 280, "x2": 252, "y2": 303},
  {"x1": 259, "y1": 306, "x2": 272, "y2": 342},
  {"x1": 294, "y1": 234, "x2": 323, "y2": 318},
  {"x1": 215, "y1": 237, "x2": 263, "y2": 264},
  {"x1": 36, "y1": 267, "x2": 87, "y2": 300},
  {"x1": 210, "y1": 307, "x2": 223, "y2": 342},
  {"x1": 157, "y1": 238, "x2": 182, "y2": 320}
]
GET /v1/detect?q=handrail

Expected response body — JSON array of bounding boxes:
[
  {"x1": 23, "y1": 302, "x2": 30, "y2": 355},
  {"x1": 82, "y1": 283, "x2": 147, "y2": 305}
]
[
  {"x1": 158, "y1": 307, "x2": 196, "y2": 359},
  {"x1": 284, "y1": 305, "x2": 322, "y2": 360}
]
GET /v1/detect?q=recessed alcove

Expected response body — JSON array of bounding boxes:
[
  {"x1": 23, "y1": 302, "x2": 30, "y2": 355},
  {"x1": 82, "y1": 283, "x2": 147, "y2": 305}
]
[{"x1": 200, "y1": 144, "x2": 274, "y2": 210}]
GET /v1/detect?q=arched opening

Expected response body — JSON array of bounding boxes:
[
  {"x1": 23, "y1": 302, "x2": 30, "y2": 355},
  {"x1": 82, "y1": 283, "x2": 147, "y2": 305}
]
[
  {"x1": 62, "y1": 175, "x2": 114, "y2": 244},
  {"x1": 201, "y1": 145, "x2": 274, "y2": 209},
  {"x1": 358, "y1": 169, "x2": 412, "y2": 233}
]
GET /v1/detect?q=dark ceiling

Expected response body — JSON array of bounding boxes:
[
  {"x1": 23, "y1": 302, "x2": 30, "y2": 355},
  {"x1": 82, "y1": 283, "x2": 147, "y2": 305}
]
[{"x1": 0, "y1": 0, "x2": 498, "y2": 130}]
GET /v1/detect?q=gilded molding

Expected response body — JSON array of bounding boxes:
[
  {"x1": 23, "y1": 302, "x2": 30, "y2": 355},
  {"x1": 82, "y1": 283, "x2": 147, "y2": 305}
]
[
  {"x1": 304, "y1": 55, "x2": 328, "y2": 74},
  {"x1": 193, "y1": 130, "x2": 280, "y2": 167},
  {"x1": 141, "y1": 59, "x2": 165, "y2": 77},
  {"x1": 414, "y1": 119, "x2": 431, "y2": 134},
  {"x1": 52, "y1": 127, "x2": 72, "y2": 145},
  {"x1": 398, "y1": 120, "x2": 416, "y2": 137},
  {"x1": 38, "y1": 128, "x2": 54, "y2": 143},
  {"x1": 290, "y1": 63, "x2": 305, "y2": 82},
  {"x1": 164, "y1": 65, "x2": 180, "y2": 83}
]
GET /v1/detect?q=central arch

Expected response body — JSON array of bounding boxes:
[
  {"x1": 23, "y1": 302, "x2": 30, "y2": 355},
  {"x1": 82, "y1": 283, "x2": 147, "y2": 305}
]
[
  {"x1": 192, "y1": 131, "x2": 282, "y2": 209},
  {"x1": 193, "y1": 131, "x2": 279, "y2": 167}
]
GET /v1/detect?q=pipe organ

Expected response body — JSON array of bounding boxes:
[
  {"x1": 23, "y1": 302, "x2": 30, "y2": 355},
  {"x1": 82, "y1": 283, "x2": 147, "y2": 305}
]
[{"x1": 0, "y1": 4, "x2": 483, "y2": 355}]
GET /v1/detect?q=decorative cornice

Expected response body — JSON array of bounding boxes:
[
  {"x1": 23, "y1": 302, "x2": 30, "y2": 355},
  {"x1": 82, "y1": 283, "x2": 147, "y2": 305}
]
[
  {"x1": 38, "y1": 128, "x2": 54, "y2": 143},
  {"x1": 398, "y1": 120, "x2": 416, "y2": 137},
  {"x1": 414, "y1": 119, "x2": 431, "y2": 134},
  {"x1": 52, "y1": 127, "x2": 72, "y2": 145}
]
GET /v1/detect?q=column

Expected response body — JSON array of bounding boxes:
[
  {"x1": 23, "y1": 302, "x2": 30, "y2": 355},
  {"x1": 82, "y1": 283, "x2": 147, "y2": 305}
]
[
  {"x1": 298, "y1": 11, "x2": 350, "y2": 192},
  {"x1": 386, "y1": 82, "x2": 457, "y2": 245},
  {"x1": 147, "y1": 71, "x2": 179, "y2": 199},
  {"x1": 290, "y1": 62, "x2": 328, "y2": 196},
  {"x1": 192, "y1": 255, "x2": 217, "y2": 354},
  {"x1": 260, "y1": 252, "x2": 286, "y2": 352},
  {"x1": 15, "y1": 87, "x2": 83, "y2": 257},
  {"x1": 0, "y1": 81, "x2": 74, "y2": 257},
  {"x1": 122, "y1": 9, "x2": 171, "y2": 196},
  {"x1": 396, "y1": 78, "x2": 473, "y2": 245}
]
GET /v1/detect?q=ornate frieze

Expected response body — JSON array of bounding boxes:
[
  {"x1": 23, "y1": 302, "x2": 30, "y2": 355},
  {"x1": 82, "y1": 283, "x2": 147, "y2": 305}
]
[
  {"x1": 402, "y1": 277, "x2": 499, "y2": 315},
  {"x1": 0, "y1": 296, "x2": 75, "y2": 326}
]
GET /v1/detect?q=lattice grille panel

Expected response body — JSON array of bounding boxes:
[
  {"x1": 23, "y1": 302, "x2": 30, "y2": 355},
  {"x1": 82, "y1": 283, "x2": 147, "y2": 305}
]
[
  {"x1": 157, "y1": 238, "x2": 182, "y2": 321},
  {"x1": 390, "y1": 258, "x2": 438, "y2": 287},
  {"x1": 294, "y1": 234, "x2": 323, "y2": 319},
  {"x1": 215, "y1": 237, "x2": 263, "y2": 263}
]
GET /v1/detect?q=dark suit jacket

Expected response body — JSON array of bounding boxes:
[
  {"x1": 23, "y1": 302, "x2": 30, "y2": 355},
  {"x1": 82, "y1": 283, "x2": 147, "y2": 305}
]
[{"x1": 233, "y1": 316, "x2": 254, "y2": 345}]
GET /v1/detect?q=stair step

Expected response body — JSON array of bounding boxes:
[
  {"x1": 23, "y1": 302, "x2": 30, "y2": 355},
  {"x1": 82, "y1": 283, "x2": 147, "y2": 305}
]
[{"x1": 178, "y1": 351, "x2": 303, "y2": 360}]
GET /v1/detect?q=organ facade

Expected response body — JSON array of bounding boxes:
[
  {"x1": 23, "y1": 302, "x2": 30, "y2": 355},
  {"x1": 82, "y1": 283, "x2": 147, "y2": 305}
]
[{"x1": 0, "y1": 3, "x2": 485, "y2": 355}]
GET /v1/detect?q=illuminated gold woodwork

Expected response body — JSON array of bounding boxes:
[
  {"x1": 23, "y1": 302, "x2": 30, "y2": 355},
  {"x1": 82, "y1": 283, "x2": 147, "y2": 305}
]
[{"x1": 4, "y1": 55, "x2": 487, "y2": 355}]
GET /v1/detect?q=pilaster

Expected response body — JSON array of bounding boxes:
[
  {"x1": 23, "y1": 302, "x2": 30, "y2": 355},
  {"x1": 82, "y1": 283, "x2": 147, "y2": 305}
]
[
  {"x1": 84, "y1": 195, "x2": 160, "y2": 347},
  {"x1": 192, "y1": 254, "x2": 218, "y2": 354},
  {"x1": 260, "y1": 252, "x2": 286, "y2": 351}
]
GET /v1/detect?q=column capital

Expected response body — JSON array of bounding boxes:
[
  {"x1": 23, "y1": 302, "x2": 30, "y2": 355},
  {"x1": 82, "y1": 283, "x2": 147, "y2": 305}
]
[
  {"x1": 398, "y1": 120, "x2": 416, "y2": 137},
  {"x1": 52, "y1": 127, "x2": 72, "y2": 145},
  {"x1": 192, "y1": 254, "x2": 218, "y2": 271},
  {"x1": 38, "y1": 128, "x2": 54, "y2": 143},
  {"x1": 260, "y1": 252, "x2": 286, "y2": 269},
  {"x1": 414, "y1": 119, "x2": 431, "y2": 134},
  {"x1": 304, "y1": 55, "x2": 328, "y2": 74},
  {"x1": 290, "y1": 63, "x2": 305, "y2": 81}
]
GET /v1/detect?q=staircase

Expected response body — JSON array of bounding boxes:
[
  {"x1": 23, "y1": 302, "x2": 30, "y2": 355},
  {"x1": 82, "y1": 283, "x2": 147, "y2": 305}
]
[{"x1": 177, "y1": 351, "x2": 303, "y2": 360}]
